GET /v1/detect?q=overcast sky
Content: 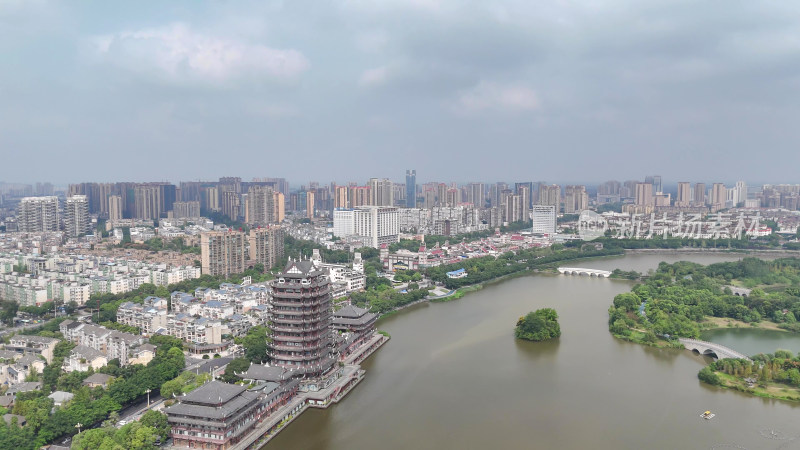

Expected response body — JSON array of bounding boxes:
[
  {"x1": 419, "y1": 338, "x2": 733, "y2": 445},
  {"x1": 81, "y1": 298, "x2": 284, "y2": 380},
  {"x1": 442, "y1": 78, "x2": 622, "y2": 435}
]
[{"x1": 1, "y1": 0, "x2": 799, "y2": 186}]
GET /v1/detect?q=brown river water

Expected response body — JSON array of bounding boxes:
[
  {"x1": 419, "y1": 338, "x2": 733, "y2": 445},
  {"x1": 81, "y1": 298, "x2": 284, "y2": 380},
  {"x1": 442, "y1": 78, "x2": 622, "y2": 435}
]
[{"x1": 265, "y1": 253, "x2": 800, "y2": 450}]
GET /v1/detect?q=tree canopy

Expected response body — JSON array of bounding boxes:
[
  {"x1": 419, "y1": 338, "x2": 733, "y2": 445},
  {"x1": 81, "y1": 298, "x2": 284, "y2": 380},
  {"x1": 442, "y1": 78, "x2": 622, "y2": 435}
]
[
  {"x1": 609, "y1": 258, "x2": 800, "y2": 341},
  {"x1": 515, "y1": 308, "x2": 561, "y2": 342}
]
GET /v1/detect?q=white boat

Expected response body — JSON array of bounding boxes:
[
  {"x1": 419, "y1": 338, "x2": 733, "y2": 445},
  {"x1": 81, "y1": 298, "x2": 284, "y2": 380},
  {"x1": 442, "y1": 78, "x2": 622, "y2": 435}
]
[{"x1": 701, "y1": 411, "x2": 715, "y2": 419}]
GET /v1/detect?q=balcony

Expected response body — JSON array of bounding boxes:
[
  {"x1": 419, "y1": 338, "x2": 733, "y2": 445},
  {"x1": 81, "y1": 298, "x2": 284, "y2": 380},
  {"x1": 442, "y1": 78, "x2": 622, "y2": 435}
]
[
  {"x1": 269, "y1": 341, "x2": 328, "y2": 352},
  {"x1": 275, "y1": 332, "x2": 329, "y2": 343}
]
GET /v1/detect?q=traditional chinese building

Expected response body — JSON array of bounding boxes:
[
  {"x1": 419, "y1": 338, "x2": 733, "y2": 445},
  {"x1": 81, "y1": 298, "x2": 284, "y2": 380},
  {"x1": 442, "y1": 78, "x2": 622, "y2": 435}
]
[
  {"x1": 267, "y1": 259, "x2": 336, "y2": 378},
  {"x1": 165, "y1": 380, "x2": 266, "y2": 450},
  {"x1": 332, "y1": 304, "x2": 378, "y2": 356}
]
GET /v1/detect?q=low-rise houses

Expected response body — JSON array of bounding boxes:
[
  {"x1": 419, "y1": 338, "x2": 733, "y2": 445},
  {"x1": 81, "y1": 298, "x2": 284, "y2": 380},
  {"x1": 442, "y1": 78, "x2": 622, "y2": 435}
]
[
  {"x1": 0, "y1": 353, "x2": 46, "y2": 386},
  {"x1": 82, "y1": 372, "x2": 113, "y2": 389},
  {"x1": 63, "y1": 345, "x2": 107, "y2": 373},
  {"x1": 48, "y1": 391, "x2": 74, "y2": 407},
  {"x1": 59, "y1": 320, "x2": 145, "y2": 364},
  {"x1": 116, "y1": 297, "x2": 169, "y2": 336},
  {"x1": 2, "y1": 335, "x2": 60, "y2": 363}
]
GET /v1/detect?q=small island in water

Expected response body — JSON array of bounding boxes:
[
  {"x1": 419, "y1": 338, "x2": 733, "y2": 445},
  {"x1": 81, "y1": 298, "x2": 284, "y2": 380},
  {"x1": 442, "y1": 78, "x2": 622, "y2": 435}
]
[{"x1": 515, "y1": 308, "x2": 561, "y2": 341}]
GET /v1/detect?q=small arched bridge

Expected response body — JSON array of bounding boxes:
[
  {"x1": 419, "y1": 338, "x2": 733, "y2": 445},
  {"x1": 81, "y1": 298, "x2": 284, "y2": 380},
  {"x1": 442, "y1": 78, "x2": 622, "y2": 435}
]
[
  {"x1": 557, "y1": 267, "x2": 612, "y2": 278},
  {"x1": 678, "y1": 338, "x2": 752, "y2": 362}
]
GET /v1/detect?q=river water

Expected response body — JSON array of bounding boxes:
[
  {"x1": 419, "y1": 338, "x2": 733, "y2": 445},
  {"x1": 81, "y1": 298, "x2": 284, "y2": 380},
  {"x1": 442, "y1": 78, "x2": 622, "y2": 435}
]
[{"x1": 266, "y1": 253, "x2": 800, "y2": 450}]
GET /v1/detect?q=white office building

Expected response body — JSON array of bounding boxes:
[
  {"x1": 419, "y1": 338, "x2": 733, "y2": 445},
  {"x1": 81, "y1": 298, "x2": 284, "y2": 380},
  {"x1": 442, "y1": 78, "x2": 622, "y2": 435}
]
[
  {"x1": 333, "y1": 206, "x2": 399, "y2": 248},
  {"x1": 333, "y1": 209, "x2": 355, "y2": 237},
  {"x1": 531, "y1": 205, "x2": 557, "y2": 235}
]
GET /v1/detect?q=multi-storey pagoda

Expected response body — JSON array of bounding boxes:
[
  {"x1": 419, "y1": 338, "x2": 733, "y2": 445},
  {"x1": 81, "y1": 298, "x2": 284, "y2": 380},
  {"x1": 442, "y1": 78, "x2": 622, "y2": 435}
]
[{"x1": 267, "y1": 259, "x2": 336, "y2": 378}]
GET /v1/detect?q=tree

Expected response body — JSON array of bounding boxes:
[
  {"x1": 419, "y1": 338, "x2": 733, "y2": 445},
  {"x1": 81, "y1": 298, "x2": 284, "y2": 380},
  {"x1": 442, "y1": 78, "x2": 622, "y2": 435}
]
[
  {"x1": 698, "y1": 366, "x2": 721, "y2": 385},
  {"x1": 236, "y1": 325, "x2": 269, "y2": 363},
  {"x1": 515, "y1": 308, "x2": 561, "y2": 342},
  {"x1": 221, "y1": 357, "x2": 250, "y2": 383},
  {"x1": 140, "y1": 410, "x2": 169, "y2": 442},
  {"x1": 0, "y1": 300, "x2": 19, "y2": 326},
  {"x1": 71, "y1": 428, "x2": 122, "y2": 450}
]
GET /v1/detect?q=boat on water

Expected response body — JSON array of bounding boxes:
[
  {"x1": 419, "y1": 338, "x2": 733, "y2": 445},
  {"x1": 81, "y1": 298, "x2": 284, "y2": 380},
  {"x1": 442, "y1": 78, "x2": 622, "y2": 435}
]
[{"x1": 701, "y1": 411, "x2": 715, "y2": 419}]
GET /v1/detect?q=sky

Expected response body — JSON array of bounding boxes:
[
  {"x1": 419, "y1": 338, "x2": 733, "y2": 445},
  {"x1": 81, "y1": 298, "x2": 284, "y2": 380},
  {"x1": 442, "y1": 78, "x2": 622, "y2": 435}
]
[{"x1": 1, "y1": 0, "x2": 800, "y2": 186}]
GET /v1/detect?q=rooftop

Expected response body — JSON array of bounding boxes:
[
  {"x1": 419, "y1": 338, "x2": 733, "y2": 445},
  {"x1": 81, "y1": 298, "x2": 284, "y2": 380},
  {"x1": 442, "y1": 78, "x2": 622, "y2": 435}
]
[
  {"x1": 334, "y1": 304, "x2": 370, "y2": 319},
  {"x1": 181, "y1": 380, "x2": 245, "y2": 405},
  {"x1": 82, "y1": 373, "x2": 113, "y2": 385}
]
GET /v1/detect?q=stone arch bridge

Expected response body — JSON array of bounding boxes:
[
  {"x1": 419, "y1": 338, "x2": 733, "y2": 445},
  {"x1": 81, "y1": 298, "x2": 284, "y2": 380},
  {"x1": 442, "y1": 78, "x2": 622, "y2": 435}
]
[
  {"x1": 678, "y1": 338, "x2": 752, "y2": 362},
  {"x1": 557, "y1": 267, "x2": 612, "y2": 278}
]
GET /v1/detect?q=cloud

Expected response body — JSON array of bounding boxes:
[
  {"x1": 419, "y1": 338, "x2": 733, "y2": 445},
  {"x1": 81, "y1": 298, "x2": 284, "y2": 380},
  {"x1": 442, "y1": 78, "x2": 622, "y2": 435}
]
[
  {"x1": 455, "y1": 81, "x2": 539, "y2": 114},
  {"x1": 89, "y1": 23, "x2": 309, "y2": 85},
  {"x1": 355, "y1": 30, "x2": 389, "y2": 53},
  {"x1": 359, "y1": 66, "x2": 390, "y2": 86}
]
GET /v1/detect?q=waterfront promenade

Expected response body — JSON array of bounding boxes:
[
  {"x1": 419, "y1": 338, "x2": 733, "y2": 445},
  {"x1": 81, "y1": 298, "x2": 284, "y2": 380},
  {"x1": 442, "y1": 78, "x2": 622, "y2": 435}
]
[{"x1": 180, "y1": 335, "x2": 389, "y2": 450}]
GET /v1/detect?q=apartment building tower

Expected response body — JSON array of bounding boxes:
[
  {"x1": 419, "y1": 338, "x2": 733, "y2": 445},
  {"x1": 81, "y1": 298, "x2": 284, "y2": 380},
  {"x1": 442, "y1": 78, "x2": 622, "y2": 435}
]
[
  {"x1": 65, "y1": 195, "x2": 90, "y2": 237},
  {"x1": 17, "y1": 196, "x2": 60, "y2": 232},
  {"x1": 200, "y1": 231, "x2": 246, "y2": 277},
  {"x1": 248, "y1": 226, "x2": 285, "y2": 270}
]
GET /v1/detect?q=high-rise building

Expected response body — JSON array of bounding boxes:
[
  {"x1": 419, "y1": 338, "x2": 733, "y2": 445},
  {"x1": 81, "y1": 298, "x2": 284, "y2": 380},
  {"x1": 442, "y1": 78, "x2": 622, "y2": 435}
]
[
  {"x1": 17, "y1": 196, "x2": 60, "y2": 232},
  {"x1": 108, "y1": 195, "x2": 123, "y2": 221},
  {"x1": 203, "y1": 186, "x2": 220, "y2": 212},
  {"x1": 598, "y1": 180, "x2": 621, "y2": 195},
  {"x1": 564, "y1": 185, "x2": 588, "y2": 214},
  {"x1": 597, "y1": 180, "x2": 621, "y2": 204},
  {"x1": 35, "y1": 182, "x2": 54, "y2": 196},
  {"x1": 693, "y1": 183, "x2": 706, "y2": 207},
  {"x1": 405, "y1": 170, "x2": 416, "y2": 208},
  {"x1": 369, "y1": 178, "x2": 393, "y2": 207},
  {"x1": 268, "y1": 259, "x2": 335, "y2": 378},
  {"x1": 676, "y1": 182, "x2": 691, "y2": 207},
  {"x1": 172, "y1": 201, "x2": 200, "y2": 219},
  {"x1": 133, "y1": 185, "x2": 162, "y2": 220},
  {"x1": 348, "y1": 186, "x2": 370, "y2": 207},
  {"x1": 248, "y1": 226, "x2": 284, "y2": 270},
  {"x1": 537, "y1": 184, "x2": 561, "y2": 209},
  {"x1": 221, "y1": 191, "x2": 241, "y2": 221},
  {"x1": 333, "y1": 209, "x2": 355, "y2": 237},
  {"x1": 334, "y1": 186, "x2": 348, "y2": 209},
  {"x1": 502, "y1": 194, "x2": 524, "y2": 223},
  {"x1": 274, "y1": 192, "x2": 285, "y2": 223},
  {"x1": 645, "y1": 175, "x2": 663, "y2": 194},
  {"x1": 622, "y1": 180, "x2": 639, "y2": 200},
  {"x1": 635, "y1": 183, "x2": 653, "y2": 206},
  {"x1": 305, "y1": 191, "x2": 315, "y2": 219},
  {"x1": 445, "y1": 188, "x2": 459, "y2": 207},
  {"x1": 65, "y1": 195, "x2": 90, "y2": 237},
  {"x1": 515, "y1": 182, "x2": 534, "y2": 208},
  {"x1": 654, "y1": 193, "x2": 671, "y2": 207},
  {"x1": 515, "y1": 184, "x2": 531, "y2": 219},
  {"x1": 200, "y1": 230, "x2": 246, "y2": 277},
  {"x1": 245, "y1": 186, "x2": 276, "y2": 226},
  {"x1": 711, "y1": 183, "x2": 727, "y2": 212},
  {"x1": 531, "y1": 205, "x2": 557, "y2": 235},
  {"x1": 734, "y1": 181, "x2": 747, "y2": 207},
  {"x1": 334, "y1": 206, "x2": 399, "y2": 248},
  {"x1": 466, "y1": 182, "x2": 485, "y2": 208}
]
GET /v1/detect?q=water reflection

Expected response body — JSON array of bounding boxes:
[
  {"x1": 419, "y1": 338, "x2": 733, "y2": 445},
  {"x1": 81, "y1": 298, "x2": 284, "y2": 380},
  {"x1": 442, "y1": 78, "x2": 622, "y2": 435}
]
[{"x1": 513, "y1": 337, "x2": 560, "y2": 361}]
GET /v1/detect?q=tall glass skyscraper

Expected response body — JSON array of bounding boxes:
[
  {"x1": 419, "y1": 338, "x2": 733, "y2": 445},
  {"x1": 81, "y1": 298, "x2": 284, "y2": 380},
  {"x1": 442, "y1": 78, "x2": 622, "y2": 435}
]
[{"x1": 405, "y1": 169, "x2": 416, "y2": 208}]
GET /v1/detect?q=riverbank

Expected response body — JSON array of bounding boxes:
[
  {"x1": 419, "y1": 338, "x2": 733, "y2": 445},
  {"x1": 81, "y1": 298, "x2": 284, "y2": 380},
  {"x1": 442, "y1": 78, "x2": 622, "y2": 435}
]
[
  {"x1": 701, "y1": 316, "x2": 787, "y2": 332},
  {"x1": 228, "y1": 336, "x2": 389, "y2": 450},
  {"x1": 625, "y1": 248, "x2": 800, "y2": 257},
  {"x1": 713, "y1": 372, "x2": 800, "y2": 403}
]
